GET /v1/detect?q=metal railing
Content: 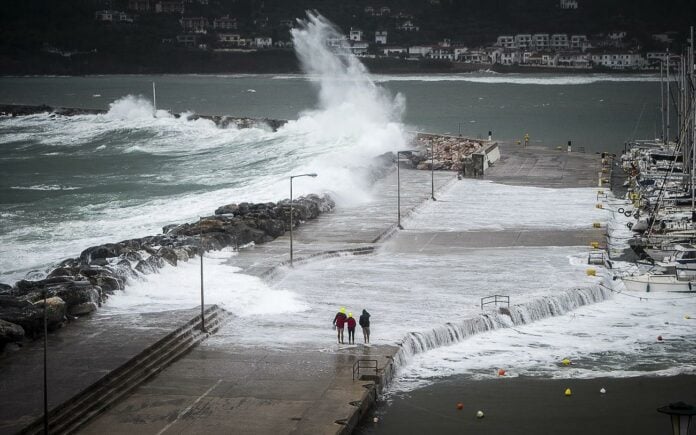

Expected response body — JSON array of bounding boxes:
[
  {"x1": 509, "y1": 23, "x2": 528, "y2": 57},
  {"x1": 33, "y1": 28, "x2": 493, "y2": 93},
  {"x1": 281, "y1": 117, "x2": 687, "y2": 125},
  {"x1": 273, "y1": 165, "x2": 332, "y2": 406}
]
[
  {"x1": 480, "y1": 295, "x2": 510, "y2": 310},
  {"x1": 352, "y1": 359, "x2": 378, "y2": 381}
]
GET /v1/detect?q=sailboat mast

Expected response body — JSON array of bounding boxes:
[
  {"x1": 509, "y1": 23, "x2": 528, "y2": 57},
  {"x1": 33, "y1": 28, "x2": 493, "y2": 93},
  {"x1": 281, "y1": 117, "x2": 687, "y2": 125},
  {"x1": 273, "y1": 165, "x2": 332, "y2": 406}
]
[
  {"x1": 691, "y1": 26, "x2": 695, "y2": 223},
  {"x1": 661, "y1": 61, "x2": 666, "y2": 141},
  {"x1": 152, "y1": 82, "x2": 157, "y2": 117},
  {"x1": 667, "y1": 49, "x2": 671, "y2": 143}
]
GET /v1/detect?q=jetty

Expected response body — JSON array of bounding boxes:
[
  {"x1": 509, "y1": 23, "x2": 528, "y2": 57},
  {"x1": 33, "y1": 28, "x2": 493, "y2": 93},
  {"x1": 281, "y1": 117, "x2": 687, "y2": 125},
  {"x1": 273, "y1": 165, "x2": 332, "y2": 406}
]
[
  {"x1": 0, "y1": 103, "x2": 287, "y2": 131},
  {"x1": 0, "y1": 143, "x2": 605, "y2": 435}
]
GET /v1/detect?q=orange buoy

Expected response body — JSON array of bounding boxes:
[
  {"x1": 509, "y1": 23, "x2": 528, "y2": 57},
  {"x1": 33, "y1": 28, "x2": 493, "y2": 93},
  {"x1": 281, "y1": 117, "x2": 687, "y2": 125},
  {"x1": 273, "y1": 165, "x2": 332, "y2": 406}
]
[
  {"x1": 456, "y1": 403, "x2": 464, "y2": 410},
  {"x1": 498, "y1": 368, "x2": 506, "y2": 376}
]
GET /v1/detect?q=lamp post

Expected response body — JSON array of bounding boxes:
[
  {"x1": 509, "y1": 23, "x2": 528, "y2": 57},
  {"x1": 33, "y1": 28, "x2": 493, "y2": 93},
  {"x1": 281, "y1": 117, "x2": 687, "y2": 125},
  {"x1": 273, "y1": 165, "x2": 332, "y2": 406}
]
[
  {"x1": 290, "y1": 173, "x2": 318, "y2": 266},
  {"x1": 658, "y1": 402, "x2": 696, "y2": 435},
  {"x1": 430, "y1": 144, "x2": 436, "y2": 201},
  {"x1": 397, "y1": 150, "x2": 415, "y2": 229},
  {"x1": 199, "y1": 216, "x2": 205, "y2": 332},
  {"x1": 42, "y1": 290, "x2": 48, "y2": 434}
]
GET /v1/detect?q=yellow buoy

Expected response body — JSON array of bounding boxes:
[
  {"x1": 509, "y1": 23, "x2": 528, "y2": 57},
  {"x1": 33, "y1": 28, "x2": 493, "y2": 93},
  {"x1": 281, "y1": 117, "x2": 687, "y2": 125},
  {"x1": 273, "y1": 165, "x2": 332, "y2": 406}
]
[
  {"x1": 562, "y1": 358, "x2": 571, "y2": 366},
  {"x1": 595, "y1": 203, "x2": 603, "y2": 209},
  {"x1": 586, "y1": 269, "x2": 596, "y2": 276},
  {"x1": 565, "y1": 388, "x2": 572, "y2": 396},
  {"x1": 590, "y1": 241, "x2": 600, "y2": 248},
  {"x1": 476, "y1": 410, "x2": 485, "y2": 419},
  {"x1": 592, "y1": 222, "x2": 601, "y2": 228}
]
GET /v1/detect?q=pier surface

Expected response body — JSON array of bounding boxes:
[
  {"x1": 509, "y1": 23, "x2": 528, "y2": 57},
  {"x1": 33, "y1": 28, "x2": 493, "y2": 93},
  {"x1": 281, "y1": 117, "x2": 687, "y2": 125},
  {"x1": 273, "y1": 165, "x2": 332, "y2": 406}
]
[{"x1": 2, "y1": 143, "x2": 604, "y2": 435}]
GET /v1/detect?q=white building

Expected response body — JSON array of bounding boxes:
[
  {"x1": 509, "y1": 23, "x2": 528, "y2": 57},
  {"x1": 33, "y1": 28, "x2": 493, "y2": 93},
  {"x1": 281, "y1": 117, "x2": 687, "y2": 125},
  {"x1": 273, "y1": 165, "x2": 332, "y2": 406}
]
[
  {"x1": 500, "y1": 50, "x2": 519, "y2": 65},
  {"x1": 496, "y1": 35, "x2": 515, "y2": 49},
  {"x1": 349, "y1": 28, "x2": 363, "y2": 42},
  {"x1": 570, "y1": 35, "x2": 589, "y2": 51},
  {"x1": 591, "y1": 51, "x2": 645, "y2": 69},
  {"x1": 398, "y1": 20, "x2": 419, "y2": 32},
  {"x1": 515, "y1": 34, "x2": 533, "y2": 49},
  {"x1": 428, "y1": 47, "x2": 454, "y2": 61},
  {"x1": 461, "y1": 50, "x2": 489, "y2": 64},
  {"x1": 608, "y1": 31, "x2": 627, "y2": 41},
  {"x1": 453, "y1": 46, "x2": 468, "y2": 60},
  {"x1": 375, "y1": 31, "x2": 388, "y2": 45},
  {"x1": 350, "y1": 42, "x2": 369, "y2": 56},
  {"x1": 560, "y1": 0, "x2": 578, "y2": 9},
  {"x1": 213, "y1": 16, "x2": 237, "y2": 30},
  {"x1": 532, "y1": 34, "x2": 550, "y2": 50},
  {"x1": 181, "y1": 17, "x2": 209, "y2": 33},
  {"x1": 542, "y1": 52, "x2": 559, "y2": 66},
  {"x1": 557, "y1": 51, "x2": 590, "y2": 68},
  {"x1": 254, "y1": 37, "x2": 272, "y2": 48},
  {"x1": 382, "y1": 46, "x2": 407, "y2": 56},
  {"x1": 218, "y1": 33, "x2": 241, "y2": 45},
  {"x1": 550, "y1": 34, "x2": 569, "y2": 50},
  {"x1": 326, "y1": 36, "x2": 350, "y2": 50},
  {"x1": 409, "y1": 45, "x2": 433, "y2": 57}
]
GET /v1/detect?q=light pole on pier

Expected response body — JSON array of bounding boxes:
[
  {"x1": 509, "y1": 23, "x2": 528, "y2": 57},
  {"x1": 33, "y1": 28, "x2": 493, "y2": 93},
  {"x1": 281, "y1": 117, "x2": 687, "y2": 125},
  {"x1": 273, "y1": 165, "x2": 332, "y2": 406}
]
[
  {"x1": 397, "y1": 150, "x2": 416, "y2": 229},
  {"x1": 199, "y1": 216, "x2": 206, "y2": 332},
  {"x1": 430, "y1": 144, "x2": 436, "y2": 201},
  {"x1": 42, "y1": 290, "x2": 48, "y2": 434},
  {"x1": 290, "y1": 173, "x2": 318, "y2": 267}
]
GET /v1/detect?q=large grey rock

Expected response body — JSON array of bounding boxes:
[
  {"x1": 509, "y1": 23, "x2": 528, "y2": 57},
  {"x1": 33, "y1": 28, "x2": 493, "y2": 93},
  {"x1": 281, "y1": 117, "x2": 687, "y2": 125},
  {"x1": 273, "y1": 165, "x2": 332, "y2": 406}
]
[
  {"x1": 0, "y1": 296, "x2": 65, "y2": 334},
  {"x1": 158, "y1": 247, "x2": 178, "y2": 266},
  {"x1": 55, "y1": 283, "x2": 100, "y2": 307}
]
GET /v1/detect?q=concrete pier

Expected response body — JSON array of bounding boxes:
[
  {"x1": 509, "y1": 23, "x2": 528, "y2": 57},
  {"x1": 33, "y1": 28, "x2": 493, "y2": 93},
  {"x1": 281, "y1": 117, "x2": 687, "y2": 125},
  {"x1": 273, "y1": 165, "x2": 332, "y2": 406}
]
[{"x1": 2, "y1": 142, "x2": 604, "y2": 435}]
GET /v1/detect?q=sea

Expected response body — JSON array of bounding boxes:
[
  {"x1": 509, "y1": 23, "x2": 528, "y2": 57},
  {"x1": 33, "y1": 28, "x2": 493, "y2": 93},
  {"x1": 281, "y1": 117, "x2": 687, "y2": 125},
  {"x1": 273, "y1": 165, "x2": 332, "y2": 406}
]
[{"x1": 1, "y1": 13, "x2": 694, "y2": 432}]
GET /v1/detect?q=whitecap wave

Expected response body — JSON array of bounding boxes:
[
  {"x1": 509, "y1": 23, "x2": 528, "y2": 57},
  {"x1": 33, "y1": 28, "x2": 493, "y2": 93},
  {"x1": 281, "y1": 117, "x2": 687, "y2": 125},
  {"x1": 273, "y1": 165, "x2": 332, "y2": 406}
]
[{"x1": 10, "y1": 184, "x2": 81, "y2": 191}]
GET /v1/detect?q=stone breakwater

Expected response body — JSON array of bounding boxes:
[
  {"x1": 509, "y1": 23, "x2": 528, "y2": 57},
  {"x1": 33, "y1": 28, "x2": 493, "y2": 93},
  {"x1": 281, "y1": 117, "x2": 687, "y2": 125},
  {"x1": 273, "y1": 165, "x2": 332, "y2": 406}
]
[
  {"x1": 408, "y1": 133, "x2": 486, "y2": 171},
  {"x1": 0, "y1": 104, "x2": 287, "y2": 131},
  {"x1": 0, "y1": 194, "x2": 334, "y2": 349}
]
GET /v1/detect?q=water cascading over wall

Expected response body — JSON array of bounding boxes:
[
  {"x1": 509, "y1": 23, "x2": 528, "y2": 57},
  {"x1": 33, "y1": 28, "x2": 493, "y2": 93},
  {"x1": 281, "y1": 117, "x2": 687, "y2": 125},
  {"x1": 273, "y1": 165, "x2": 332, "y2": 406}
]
[{"x1": 390, "y1": 285, "x2": 611, "y2": 374}]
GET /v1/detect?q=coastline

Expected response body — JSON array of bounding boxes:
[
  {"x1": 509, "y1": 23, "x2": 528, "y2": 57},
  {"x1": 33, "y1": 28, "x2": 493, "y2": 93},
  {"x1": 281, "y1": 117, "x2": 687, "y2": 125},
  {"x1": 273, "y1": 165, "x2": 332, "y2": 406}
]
[{"x1": 0, "y1": 51, "x2": 658, "y2": 77}]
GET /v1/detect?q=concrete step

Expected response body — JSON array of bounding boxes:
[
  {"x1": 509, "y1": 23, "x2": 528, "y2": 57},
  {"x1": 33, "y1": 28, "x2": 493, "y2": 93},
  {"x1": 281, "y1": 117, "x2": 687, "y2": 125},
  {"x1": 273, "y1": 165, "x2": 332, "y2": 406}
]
[{"x1": 20, "y1": 305, "x2": 228, "y2": 435}]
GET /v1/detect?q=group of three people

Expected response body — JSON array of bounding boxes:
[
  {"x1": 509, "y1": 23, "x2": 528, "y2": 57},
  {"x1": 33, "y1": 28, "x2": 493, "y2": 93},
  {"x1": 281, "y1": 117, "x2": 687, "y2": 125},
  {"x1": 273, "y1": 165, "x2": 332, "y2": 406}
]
[{"x1": 332, "y1": 307, "x2": 370, "y2": 344}]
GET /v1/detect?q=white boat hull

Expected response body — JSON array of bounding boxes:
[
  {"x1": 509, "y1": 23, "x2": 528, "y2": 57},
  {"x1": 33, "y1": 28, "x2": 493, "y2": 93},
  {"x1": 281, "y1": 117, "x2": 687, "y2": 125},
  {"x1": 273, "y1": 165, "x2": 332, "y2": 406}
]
[{"x1": 622, "y1": 274, "x2": 696, "y2": 292}]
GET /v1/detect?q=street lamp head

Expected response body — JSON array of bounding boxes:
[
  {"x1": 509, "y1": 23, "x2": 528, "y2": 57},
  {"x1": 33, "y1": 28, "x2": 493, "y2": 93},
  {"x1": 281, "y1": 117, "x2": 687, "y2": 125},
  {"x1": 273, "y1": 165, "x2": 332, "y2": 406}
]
[{"x1": 291, "y1": 173, "x2": 318, "y2": 179}]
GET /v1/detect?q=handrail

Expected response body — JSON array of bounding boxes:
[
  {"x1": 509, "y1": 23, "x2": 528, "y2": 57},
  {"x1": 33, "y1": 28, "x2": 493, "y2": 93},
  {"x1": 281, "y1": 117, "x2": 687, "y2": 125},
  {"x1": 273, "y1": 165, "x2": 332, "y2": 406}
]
[
  {"x1": 480, "y1": 295, "x2": 510, "y2": 310},
  {"x1": 352, "y1": 359, "x2": 378, "y2": 381}
]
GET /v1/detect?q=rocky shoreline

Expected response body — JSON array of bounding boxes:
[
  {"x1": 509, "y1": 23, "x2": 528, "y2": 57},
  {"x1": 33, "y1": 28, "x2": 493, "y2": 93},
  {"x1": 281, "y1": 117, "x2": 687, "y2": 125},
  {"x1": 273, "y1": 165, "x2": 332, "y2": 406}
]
[
  {"x1": 0, "y1": 104, "x2": 287, "y2": 131},
  {"x1": 0, "y1": 194, "x2": 334, "y2": 349}
]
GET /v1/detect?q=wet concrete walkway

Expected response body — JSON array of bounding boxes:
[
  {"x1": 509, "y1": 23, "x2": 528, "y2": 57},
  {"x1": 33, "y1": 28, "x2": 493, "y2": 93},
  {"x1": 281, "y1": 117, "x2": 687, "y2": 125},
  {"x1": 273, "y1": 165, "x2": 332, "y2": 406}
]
[
  {"x1": 79, "y1": 144, "x2": 605, "y2": 435},
  {"x1": 2, "y1": 144, "x2": 605, "y2": 435},
  {"x1": 0, "y1": 308, "x2": 204, "y2": 434},
  {"x1": 228, "y1": 168, "x2": 455, "y2": 278}
]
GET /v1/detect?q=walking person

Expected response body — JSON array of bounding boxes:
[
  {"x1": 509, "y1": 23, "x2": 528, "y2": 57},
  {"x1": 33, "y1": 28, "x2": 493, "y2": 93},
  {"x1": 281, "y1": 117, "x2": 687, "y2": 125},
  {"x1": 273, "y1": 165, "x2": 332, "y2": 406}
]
[
  {"x1": 333, "y1": 307, "x2": 347, "y2": 344},
  {"x1": 347, "y1": 313, "x2": 357, "y2": 344},
  {"x1": 359, "y1": 309, "x2": 371, "y2": 344}
]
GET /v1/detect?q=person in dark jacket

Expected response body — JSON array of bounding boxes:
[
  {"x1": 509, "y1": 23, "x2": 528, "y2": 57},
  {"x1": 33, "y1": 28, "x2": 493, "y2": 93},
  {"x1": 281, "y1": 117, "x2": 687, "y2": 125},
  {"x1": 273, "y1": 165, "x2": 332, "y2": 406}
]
[
  {"x1": 347, "y1": 312, "x2": 357, "y2": 344},
  {"x1": 333, "y1": 307, "x2": 347, "y2": 344},
  {"x1": 359, "y1": 309, "x2": 370, "y2": 343}
]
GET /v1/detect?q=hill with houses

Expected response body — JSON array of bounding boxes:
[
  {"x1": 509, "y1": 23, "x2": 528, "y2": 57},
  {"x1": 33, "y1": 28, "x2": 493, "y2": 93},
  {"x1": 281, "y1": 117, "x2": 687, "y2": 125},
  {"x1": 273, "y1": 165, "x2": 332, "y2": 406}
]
[{"x1": 0, "y1": 0, "x2": 694, "y2": 74}]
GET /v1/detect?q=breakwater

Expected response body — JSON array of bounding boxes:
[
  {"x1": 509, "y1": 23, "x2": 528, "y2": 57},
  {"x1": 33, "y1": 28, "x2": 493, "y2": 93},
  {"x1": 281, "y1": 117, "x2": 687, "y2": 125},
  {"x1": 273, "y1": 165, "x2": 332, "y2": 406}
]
[
  {"x1": 0, "y1": 194, "x2": 334, "y2": 347},
  {"x1": 0, "y1": 103, "x2": 287, "y2": 131}
]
